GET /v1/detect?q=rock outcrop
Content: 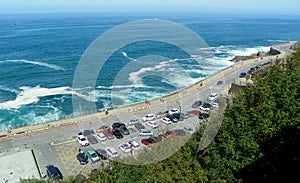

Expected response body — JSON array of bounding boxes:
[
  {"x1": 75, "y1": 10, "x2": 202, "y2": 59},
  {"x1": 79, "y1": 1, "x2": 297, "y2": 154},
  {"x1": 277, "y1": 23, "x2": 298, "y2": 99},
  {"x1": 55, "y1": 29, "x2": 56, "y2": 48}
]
[{"x1": 268, "y1": 47, "x2": 281, "y2": 55}]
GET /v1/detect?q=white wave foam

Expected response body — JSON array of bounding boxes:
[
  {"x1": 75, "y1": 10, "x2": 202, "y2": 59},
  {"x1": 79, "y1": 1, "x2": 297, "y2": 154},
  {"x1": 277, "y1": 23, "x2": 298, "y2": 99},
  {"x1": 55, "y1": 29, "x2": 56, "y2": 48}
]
[
  {"x1": 121, "y1": 51, "x2": 138, "y2": 61},
  {"x1": 0, "y1": 86, "x2": 97, "y2": 109},
  {"x1": 228, "y1": 46, "x2": 270, "y2": 56},
  {"x1": 265, "y1": 39, "x2": 295, "y2": 43},
  {"x1": 0, "y1": 59, "x2": 65, "y2": 70},
  {"x1": 96, "y1": 84, "x2": 148, "y2": 89},
  {"x1": 0, "y1": 85, "x2": 19, "y2": 94}
]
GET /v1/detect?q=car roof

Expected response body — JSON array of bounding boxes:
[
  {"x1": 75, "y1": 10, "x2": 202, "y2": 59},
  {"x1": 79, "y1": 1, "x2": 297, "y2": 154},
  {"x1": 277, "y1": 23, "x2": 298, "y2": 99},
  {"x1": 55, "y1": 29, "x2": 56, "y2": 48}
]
[
  {"x1": 87, "y1": 150, "x2": 96, "y2": 153},
  {"x1": 140, "y1": 129, "x2": 151, "y2": 132}
]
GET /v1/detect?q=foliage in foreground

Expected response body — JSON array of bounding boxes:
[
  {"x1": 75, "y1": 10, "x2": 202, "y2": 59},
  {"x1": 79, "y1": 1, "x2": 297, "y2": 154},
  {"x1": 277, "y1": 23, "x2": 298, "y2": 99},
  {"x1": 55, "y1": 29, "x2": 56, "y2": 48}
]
[{"x1": 23, "y1": 47, "x2": 300, "y2": 183}]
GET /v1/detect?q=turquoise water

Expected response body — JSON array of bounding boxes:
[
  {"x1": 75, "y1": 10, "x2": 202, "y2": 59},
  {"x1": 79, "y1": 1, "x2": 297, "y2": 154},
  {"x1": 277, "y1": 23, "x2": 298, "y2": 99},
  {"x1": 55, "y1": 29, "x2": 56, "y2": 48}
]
[{"x1": 0, "y1": 13, "x2": 300, "y2": 130}]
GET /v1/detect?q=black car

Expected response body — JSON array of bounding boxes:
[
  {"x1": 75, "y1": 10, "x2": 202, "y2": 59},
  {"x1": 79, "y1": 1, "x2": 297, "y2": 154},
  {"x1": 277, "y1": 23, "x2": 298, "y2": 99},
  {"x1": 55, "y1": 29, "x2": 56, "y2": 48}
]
[
  {"x1": 192, "y1": 100, "x2": 202, "y2": 108},
  {"x1": 239, "y1": 72, "x2": 247, "y2": 78},
  {"x1": 77, "y1": 152, "x2": 88, "y2": 165},
  {"x1": 119, "y1": 125, "x2": 130, "y2": 135},
  {"x1": 95, "y1": 149, "x2": 108, "y2": 160},
  {"x1": 46, "y1": 165, "x2": 63, "y2": 181},
  {"x1": 134, "y1": 122, "x2": 146, "y2": 131},
  {"x1": 83, "y1": 129, "x2": 94, "y2": 136},
  {"x1": 199, "y1": 113, "x2": 209, "y2": 119},
  {"x1": 167, "y1": 114, "x2": 179, "y2": 123},
  {"x1": 174, "y1": 113, "x2": 185, "y2": 121},
  {"x1": 112, "y1": 128, "x2": 123, "y2": 139},
  {"x1": 86, "y1": 135, "x2": 98, "y2": 144},
  {"x1": 112, "y1": 122, "x2": 125, "y2": 129}
]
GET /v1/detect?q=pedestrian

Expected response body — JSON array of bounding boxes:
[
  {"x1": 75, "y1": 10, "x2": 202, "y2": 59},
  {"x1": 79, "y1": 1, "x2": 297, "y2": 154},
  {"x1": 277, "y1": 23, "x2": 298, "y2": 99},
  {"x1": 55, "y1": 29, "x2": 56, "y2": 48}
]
[{"x1": 105, "y1": 109, "x2": 108, "y2": 116}]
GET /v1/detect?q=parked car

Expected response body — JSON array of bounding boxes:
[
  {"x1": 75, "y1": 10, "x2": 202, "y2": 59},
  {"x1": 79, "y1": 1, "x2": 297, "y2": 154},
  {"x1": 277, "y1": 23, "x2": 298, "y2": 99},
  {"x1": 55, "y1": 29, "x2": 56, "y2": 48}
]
[
  {"x1": 112, "y1": 128, "x2": 123, "y2": 139},
  {"x1": 183, "y1": 127, "x2": 195, "y2": 134},
  {"x1": 86, "y1": 150, "x2": 100, "y2": 163},
  {"x1": 156, "y1": 111, "x2": 168, "y2": 118},
  {"x1": 83, "y1": 129, "x2": 94, "y2": 136},
  {"x1": 134, "y1": 122, "x2": 146, "y2": 131},
  {"x1": 112, "y1": 122, "x2": 125, "y2": 129},
  {"x1": 200, "y1": 103, "x2": 212, "y2": 111},
  {"x1": 102, "y1": 129, "x2": 114, "y2": 140},
  {"x1": 105, "y1": 147, "x2": 118, "y2": 158},
  {"x1": 128, "y1": 119, "x2": 140, "y2": 125},
  {"x1": 146, "y1": 121, "x2": 159, "y2": 129},
  {"x1": 95, "y1": 149, "x2": 108, "y2": 160},
  {"x1": 139, "y1": 129, "x2": 154, "y2": 136},
  {"x1": 119, "y1": 125, "x2": 130, "y2": 135},
  {"x1": 96, "y1": 132, "x2": 107, "y2": 141},
  {"x1": 77, "y1": 134, "x2": 89, "y2": 147},
  {"x1": 239, "y1": 72, "x2": 247, "y2": 78},
  {"x1": 140, "y1": 129, "x2": 154, "y2": 136},
  {"x1": 128, "y1": 140, "x2": 140, "y2": 150},
  {"x1": 119, "y1": 143, "x2": 132, "y2": 153},
  {"x1": 46, "y1": 165, "x2": 63, "y2": 181},
  {"x1": 199, "y1": 113, "x2": 210, "y2": 119},
  {"x1": 168, "y1": 108, "x2": 180, "y2": 115},
  {"x1": 171, "y1": 129, "x2": 186, "y2": 138},
  {"x1": 210, "y1": 102, "x2": 220, "y2": 109},
  {"x1": 192, "y1": 100, "x2": 202, "y2": 108},
  {"x1": 142, "y1": 114, "x2": 156, "y2": 122},
  {"x1": 167, "y1": 114, "x2": 178, "y2": 123},
  {"x1": 77, "y1": 152, "x2": 88, "y2": 165},
  {"x1": 141, "y1": 137, "x2": 157, "y2": 146},
  {"x1": 181, "y1": 112, "x2": 190, "y2": 119},
  {"x1": 161, "y1": 117, "x2": 172, "y2": 124},
  {"x1": 173, "y1": 113, "x2": 185, "y2": 121},
  {"x1": 208, "y1": 93, "x2": 218, "y2": 101},
  {"x1": 86, "y1": 135, "x2": 98, "y2": 144},
  {"x1": 96, "y1": 125, "x2": 111, "y2": 133}
]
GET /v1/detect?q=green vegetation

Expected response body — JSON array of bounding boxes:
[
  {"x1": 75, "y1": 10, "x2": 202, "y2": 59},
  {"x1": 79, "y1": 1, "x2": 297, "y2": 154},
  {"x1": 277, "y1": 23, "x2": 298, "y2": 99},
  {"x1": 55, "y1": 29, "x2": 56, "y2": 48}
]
[{"x1": 23, "y1": 46, "x2": 300, "y2": 183}]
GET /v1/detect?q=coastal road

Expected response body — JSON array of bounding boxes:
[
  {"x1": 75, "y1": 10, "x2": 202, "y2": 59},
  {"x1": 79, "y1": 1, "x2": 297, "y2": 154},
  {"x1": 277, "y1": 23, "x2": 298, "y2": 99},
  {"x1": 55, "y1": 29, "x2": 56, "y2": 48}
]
[{"x1": 0, "y1": 43, "x2": 292, "y2": 179}]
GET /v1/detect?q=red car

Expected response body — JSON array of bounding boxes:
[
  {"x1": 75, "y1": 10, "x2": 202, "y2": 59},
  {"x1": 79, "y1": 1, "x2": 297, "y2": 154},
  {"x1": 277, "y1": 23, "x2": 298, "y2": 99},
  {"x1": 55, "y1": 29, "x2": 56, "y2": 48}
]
[
  {"x1": 141, "y1": 136, "x2": 159, "y2": 146},
  {"x1": 102, "y1": 129, "x2": 114, "y2": 140}
]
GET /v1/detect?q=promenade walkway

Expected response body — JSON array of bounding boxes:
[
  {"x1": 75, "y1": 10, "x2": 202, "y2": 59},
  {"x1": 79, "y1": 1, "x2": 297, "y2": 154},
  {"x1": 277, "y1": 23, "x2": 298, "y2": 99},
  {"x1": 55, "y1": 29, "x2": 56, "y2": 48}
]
[{"x1": 0, "y1": 43, "x2": 292, "y2": 142}]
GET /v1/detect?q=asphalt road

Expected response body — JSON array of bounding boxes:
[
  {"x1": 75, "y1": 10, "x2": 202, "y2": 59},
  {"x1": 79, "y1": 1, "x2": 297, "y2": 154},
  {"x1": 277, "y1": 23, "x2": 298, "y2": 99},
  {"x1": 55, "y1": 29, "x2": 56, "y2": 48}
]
[{"x1": 0, "y1": 44, "x2": 291, "y2": 180}]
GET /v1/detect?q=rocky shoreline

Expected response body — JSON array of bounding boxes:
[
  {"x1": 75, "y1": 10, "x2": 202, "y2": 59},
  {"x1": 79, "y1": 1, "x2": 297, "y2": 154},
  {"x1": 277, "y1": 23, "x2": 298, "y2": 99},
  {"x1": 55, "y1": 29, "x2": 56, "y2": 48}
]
[{"x1": 230, "y1": 46, "x2": 281, "y2": 62}]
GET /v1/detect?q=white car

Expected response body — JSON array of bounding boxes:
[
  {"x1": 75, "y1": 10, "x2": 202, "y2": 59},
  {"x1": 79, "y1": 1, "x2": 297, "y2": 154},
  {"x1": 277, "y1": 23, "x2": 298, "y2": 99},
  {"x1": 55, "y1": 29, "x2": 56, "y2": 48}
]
[
  {"x1": 119, "y1": 143, "x2": 132, "y2": 153},
  {"x1": 146, "y1": 121, "x2": 159, "y2": 129},
  {"x1": 160, "y1": 117, "x2": 172, "y2": 125},
  {"x1": 96, "y1": 132, "x2": 107, "y2": 141},
  {"x1": 142, "y1": 114, "x2": 156, "y2": 122},
  {"x1": 105, "y1": 147, "x2": 118, "y2": 158},
  {"x1": 128, "y1": 140, "x2": 140, "y2": 150},
  {"x1": 168, "y1": 108, "x2": 180, "y2": 115},
  {"x1": 211, "y1": 102, "x2": 220, "y2": 109},
  {"x1": 208, "y1": 93, "x2": 218, "y2": 101},
  {"x1": 139, "y1": 129, "x2": 154, "y2": 136},
  {"x1": 77, "y1": 134, "x2": 89, "y2": 147},
  {"x1": 199, "y1": 103, "x2": 212, "y2": 111}
]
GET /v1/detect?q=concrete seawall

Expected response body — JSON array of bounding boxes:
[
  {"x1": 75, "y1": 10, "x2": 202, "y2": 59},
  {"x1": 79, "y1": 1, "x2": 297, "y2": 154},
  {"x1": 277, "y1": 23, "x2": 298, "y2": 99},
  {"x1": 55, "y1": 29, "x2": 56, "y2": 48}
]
[{"x1": 0, "y1": 43, "x2": 293, "y2": 140}]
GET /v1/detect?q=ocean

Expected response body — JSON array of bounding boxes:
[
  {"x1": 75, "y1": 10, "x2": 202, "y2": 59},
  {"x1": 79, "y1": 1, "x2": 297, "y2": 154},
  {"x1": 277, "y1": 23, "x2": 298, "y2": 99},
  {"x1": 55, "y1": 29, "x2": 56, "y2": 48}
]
[{"x1": 0, "y1": 13, "x2": 300, "y2": 130}]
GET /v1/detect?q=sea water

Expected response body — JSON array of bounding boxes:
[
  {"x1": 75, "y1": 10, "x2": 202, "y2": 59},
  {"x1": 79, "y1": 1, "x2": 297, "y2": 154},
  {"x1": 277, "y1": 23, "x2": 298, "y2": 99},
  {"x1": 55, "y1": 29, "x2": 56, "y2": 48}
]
[{"x1": 0, "y1": 13, "x2": 300, "y2": 130}]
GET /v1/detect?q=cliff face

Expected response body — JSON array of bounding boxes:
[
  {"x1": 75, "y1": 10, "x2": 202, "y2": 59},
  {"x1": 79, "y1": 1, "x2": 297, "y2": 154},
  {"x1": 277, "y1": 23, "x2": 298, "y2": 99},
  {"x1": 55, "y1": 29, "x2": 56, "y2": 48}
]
[{"x1": 268, "y1": 47, "x2": 281, "y2": 55}]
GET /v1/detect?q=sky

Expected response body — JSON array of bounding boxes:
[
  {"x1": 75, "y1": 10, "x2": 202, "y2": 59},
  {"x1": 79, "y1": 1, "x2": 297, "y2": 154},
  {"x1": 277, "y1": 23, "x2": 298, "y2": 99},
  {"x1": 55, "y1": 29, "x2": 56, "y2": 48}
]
[{"x1": 0, "y1": 0, "x2": 299, "y2": 15}]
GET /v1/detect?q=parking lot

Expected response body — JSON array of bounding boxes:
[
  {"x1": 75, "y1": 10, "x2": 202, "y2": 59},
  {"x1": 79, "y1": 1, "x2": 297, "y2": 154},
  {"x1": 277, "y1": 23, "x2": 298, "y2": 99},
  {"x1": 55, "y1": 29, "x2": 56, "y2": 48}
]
[{"x1": 1, "y1": 49, "x2": 281, "y2": 180}]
